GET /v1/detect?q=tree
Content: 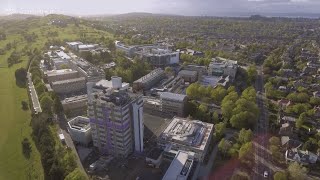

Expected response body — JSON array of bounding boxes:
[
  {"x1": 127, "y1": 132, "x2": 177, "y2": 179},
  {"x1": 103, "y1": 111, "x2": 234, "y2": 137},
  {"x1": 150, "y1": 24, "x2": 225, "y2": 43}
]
[
  {"x1": 186, "y1": 83, "x2": 201, "y2": 99},
  {"x1": 310, "y1": 97, "x2": 320, "y2": 106},
  {"x1": 21, "y1": 138, "x2": 32, "y2": 159},
  {"x1": 15, "y1": 67, "x2": 27, "y2": 87},
  {"x1": 241, "y1": 86, "x2": 256, "y2": 102},
  {"x1": 238, "y1": 129, "x2": 253, "y2": 144},
  {"x1": 21, "y1": 100, "x2": 29, "y2": 110},
  {"x1": 230, "y1": 111, "x2": 256, "y2": 129},
  {"x1": 287, "y1": 162, "x2": 308, "y2": 180},
  {"x1": 221, "y1": 91, "x2": 239, "y2": 120},
  {"x1": 214, "y1": 122, "x2": 226, "y2": 140},
  {"x1": 165, "y1": 66, "x2": 173, "y2": 74},
  {"x1": 64, "y1": 168, "x2": 87, "y2": 180},
  {"x1": 247, "y1": 65, "x2": 257, "y2": 84},
  {"x1": 296, "y1": 112, "x2": 306, "y2": 129},
  {"x1": 231, "y1": 170, "x2": 250, "y2": 180},
  {"x1": 270, "y1": 145, "x2": 281, "y2": 160},
  {"x1": 195, "y1": 104, "x2": 210, "y2": 122},
  {"x1": 211, "y1": 86, "x2": 227, "y2": 104},
  {"x1": 239, "y1": 142, "x2": 253, "y2": 159},
  {"x1": 40, "y1": 95, "x2": 53, "y2": 114},
  {"x1": 269, "y1": 136, "x2": 281, "y2": 146},
  {"x1": 273, "y1": 171, "x2": 287, "y2": 180},
  {"x1": 285, "y1": 103, "x2": 311, "y2": 115},
  {"x1": 212, "y1": 111, "x2": 220, "y2": 124},
  {"x1": 35, "y1": 82, "x2": 47, "y2": 96},
  {"x1": 185, "y1": 100, "x2": 198, "y2": 117},
  {"x1": 218, "y1": 138, "x2": 232, "y2": 157},
  {"x1": 302, "y1": 138, "x2": 318, "y2": 152},
  {"x1": 287, "y1": 93, "x2": 309, "y2": 103},
  {"x1": 221, "y1": 100, "x2": 235, "y2": 121}
]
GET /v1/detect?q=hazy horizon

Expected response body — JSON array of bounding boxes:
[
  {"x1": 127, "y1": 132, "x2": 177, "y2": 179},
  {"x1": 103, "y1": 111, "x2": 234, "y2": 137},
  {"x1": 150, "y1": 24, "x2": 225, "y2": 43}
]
[{"x1": 1, "y1": 0, "x2": 320, "y2": 17}]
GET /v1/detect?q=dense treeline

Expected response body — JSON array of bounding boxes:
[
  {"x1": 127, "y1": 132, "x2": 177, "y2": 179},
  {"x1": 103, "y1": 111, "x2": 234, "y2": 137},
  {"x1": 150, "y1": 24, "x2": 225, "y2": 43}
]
[{"x1": 31, "y1": 113, "x2": 79, "y2": 179}]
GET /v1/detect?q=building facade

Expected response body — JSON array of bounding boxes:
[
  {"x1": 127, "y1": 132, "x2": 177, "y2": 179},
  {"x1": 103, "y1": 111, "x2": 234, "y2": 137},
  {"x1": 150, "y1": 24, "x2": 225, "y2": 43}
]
[
  {"x1": 51, "y1": 77, "x2": 86, "y2": 94},
  {"x1": 133, "y1": 68, "x2": 165, "y2": 92},
  {"x1": 160, "y1": 92, "x2": 187, "y2": 117},
  {"x1": 68, "y1": 116, "x2": 92, "y2": 146},
  {"x1": 178, "y1": 70, "x2": 198, "y2": 83},
  {"x1": 45, "y1": 69, "x2": 79, "y2": 84},
  {"x1": 162, "y1": 150, "x2": 195, "y2": 180},
  {"x1": 208, "y1": 57, "x2": 238, "y2": 80},
  {"x1": 87, "y1": 77, "x2": 144, "y2": 157},
  {"x1": 61, "y1": 94, "x2": 88, "y2": 116}
]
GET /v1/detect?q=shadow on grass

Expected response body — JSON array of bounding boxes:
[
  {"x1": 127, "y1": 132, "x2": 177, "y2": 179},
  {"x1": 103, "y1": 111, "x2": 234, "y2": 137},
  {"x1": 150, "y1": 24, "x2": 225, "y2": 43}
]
[{"x1": 16, "y1": 80, "x2": 27, "y2": 88}]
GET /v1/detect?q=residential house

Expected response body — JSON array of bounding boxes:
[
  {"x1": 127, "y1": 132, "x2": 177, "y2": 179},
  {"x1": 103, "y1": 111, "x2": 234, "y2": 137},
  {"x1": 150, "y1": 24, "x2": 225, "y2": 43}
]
[
  {"x1": 278, "y1": 100, "x2": 293, "y2": 110},
  {"x1": 285, "y1": 149, "x2": 318, "y2": 165}
]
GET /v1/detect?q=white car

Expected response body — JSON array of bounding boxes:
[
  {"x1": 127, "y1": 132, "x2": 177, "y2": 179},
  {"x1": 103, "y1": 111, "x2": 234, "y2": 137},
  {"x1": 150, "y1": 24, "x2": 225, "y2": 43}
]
[{"x1": 264, "y1": 171, "x2": 268, "y2": 178}]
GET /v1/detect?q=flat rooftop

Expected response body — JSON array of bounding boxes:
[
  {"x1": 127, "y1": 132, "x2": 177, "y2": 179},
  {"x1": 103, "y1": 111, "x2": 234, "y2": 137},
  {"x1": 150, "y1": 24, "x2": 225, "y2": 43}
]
[
  {"x1": 66, "y1": 41, "x2": 83, "y2": 46},
  {"x1": 61, "y1": 94, "x2": 87, "y2": 104},
  {"x1": 160, "y1": 117, "x2": 214, "y2": 151},
  {"x1": 52, "y1": 77, "x2": 86, "y2": 85},
  {"x1": 68, "y1": 116, "x2": 91, "y2": 132},
  {"x1": 95, "y1": 79, "x2": 129, "y2": 90},
  {"x1": 134, "y1": 68, "x2": 164, "y2": 84},
  {"x1": 78, "y1": 44, "x2": 97, "y2": 49},
  {"x1": 45, "y1": 69, "x2": 77, "y2": 76},
  {"x1": 159, "y1": 92, "x2": 187, "y2": 102},
  {"x1": 144, "y1": 97, "x2": 161, "y2": 106},
  {"x1": 162, "y1": 150, "x2": 194, "y2": 180},
  {"x1": 56, "y1": 50, "x2": 71, "y2": 60},
  {"x1": 178, "y1": 70, "x2": 197, "y2": 76}
]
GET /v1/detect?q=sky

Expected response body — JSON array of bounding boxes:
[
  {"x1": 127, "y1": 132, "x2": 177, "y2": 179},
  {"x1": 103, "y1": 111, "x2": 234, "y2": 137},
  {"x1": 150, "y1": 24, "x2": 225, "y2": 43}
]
[{"x1": 1, "y1": 0, "x2": 320, "y2": 16}]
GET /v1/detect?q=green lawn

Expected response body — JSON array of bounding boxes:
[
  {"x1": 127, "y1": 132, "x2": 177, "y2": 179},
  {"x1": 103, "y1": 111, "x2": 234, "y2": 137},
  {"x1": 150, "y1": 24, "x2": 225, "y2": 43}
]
[
  {"x1": 0, "y1": 18, "x2": 113, "y2": 179},
  {"x1": 0, "y1": 51, "x2": 44, "y2": 179}
]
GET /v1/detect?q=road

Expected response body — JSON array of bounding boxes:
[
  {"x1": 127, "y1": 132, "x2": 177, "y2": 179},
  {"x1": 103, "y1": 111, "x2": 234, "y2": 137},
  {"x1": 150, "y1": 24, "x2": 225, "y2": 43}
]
[
  {"x1": 253, "y1": 66, "x2": 272, "y2": 179},
  {"x1": 57, "y1": 114, "x2": 88, "y2": 178},
  {"x1": 27, "y1": 72, "x2": 42, "y2": 113}
]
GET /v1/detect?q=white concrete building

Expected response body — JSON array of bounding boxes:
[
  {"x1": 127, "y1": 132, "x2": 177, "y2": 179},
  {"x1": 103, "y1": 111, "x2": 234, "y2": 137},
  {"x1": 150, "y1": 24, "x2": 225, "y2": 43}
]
[
  {"x1": 208, "y1": 57, "x2": 238, "y2": 80},
  {"x1": 159, "y1": 117, "x2": 214, "y2": 162},
  {"x1": 68, "y1": 116, "x2": 92, "y2": 146},
  {"x1": 162, "y1": 150, "x2": 195, "y2": 180}
]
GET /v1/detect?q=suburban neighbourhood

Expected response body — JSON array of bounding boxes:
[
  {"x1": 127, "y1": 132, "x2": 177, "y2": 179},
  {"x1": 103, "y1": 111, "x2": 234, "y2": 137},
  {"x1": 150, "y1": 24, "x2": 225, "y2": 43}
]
[{"x1": 1, "y1": 2, "x2": 320, "y2": 180}]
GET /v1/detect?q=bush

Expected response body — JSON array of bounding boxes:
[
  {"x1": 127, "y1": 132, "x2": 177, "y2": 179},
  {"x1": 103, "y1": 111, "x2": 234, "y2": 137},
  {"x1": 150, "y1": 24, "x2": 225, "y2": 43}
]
[
  {"x1": 21, "y1": 138, "x2": 32, "y2": 159},
  {"x1": 21, "y1": 100, "x2": 29, "y2": 110}
]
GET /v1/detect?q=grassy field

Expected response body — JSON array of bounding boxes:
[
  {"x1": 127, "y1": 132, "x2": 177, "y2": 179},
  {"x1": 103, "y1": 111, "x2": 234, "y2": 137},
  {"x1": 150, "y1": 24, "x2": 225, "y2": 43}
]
[
  {"x1": 0, "y1": 38, "x2": 44, "y2": 179},
  {"x1": 0, "y1": 16, "x2": 113, "y2": 179}
]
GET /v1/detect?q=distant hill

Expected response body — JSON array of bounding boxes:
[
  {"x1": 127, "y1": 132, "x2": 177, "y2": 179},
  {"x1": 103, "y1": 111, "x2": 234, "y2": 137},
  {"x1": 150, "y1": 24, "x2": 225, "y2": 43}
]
[
  {"x1": 0, "y1": 13, "x2": 38, "y2": 20},
  {"x1": 84, "y1": 12, "x2": 183, "y2": 20}
]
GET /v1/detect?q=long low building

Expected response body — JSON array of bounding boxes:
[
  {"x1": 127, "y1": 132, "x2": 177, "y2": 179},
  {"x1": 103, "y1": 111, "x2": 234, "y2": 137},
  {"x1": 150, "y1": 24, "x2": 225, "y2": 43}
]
[
  {"x1": 51, "y1": 77, "x2": 86, "y2": 94},
  {"x1": 159, "y1": 117, "x2": 214, "y2": 162},
  {"x1": 68, "y1": 116, "x2": 92, "y2": 146},
  {"x1": 44, "y1": 69, "x2": 79, "y2": 83},
  {"x1": 133, "y1": 68, "x2": 165, "y2": 92}
]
